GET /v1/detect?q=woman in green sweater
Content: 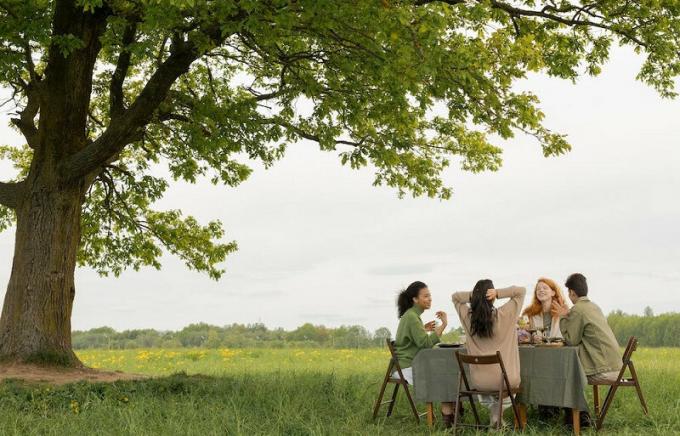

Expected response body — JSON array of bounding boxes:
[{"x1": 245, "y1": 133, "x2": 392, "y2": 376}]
[{"x1": 394, "y1": 281, "x2": 456, "y2": 426}]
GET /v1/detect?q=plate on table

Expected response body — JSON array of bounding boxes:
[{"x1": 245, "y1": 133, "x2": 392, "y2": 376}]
[
  {"x1": 535, "y1": 342, "x2": 564, "y2": 348},
  {"x1": 437, "y1": 343, "x2": 463, "y2": 348}
]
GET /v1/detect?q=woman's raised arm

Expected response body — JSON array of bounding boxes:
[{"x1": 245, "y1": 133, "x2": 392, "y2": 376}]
[{"x1": 496, "y1": 286, "x2": 527, "y2": 318}]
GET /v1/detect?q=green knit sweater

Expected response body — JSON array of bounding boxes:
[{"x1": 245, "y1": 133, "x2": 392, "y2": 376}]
[{"x1": 394, "y1": 305, "x2": 440, "y2": 368}]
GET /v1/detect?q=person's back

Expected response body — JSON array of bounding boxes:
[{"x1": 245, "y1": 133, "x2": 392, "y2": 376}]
[
  {"x1": 561, "y1": 297, "x2": 621, "y2": 376},
  {"x1": 555, "y1": 273, "x2": 622, "y2": 382},
  {"x1": 452, "y1": 283, "x2": 526, "y2": 391}
]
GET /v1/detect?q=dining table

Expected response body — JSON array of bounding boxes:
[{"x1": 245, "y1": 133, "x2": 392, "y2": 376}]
[{"x1": 412, "y1": 344, "x2": 590, "y2": 434}]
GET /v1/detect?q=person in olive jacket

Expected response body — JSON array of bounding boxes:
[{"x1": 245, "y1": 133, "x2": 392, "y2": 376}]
[{"x1": 552, "y1": 273, "x2": 622, "y2": 427}]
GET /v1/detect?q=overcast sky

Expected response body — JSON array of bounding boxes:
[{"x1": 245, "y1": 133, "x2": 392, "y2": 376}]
[{"x1": 1, "y1": 46, "x2": 679, "y2": 334}]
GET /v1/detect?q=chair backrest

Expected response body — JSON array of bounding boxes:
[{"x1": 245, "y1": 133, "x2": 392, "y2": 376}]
[
  {"x1": 457, "y1": 352, "x2": 502, "y2": 366},
  {"x1": 455, "y1": 351, "x2": 514, "y2": 393},
  {"x1": 386, "y1": 339, "x2": 409, "y2": 381},
  {"x1": 622, "y1": 336, "x2": 638, "y2": 366},
  {"x1": 386, "y1": 339, "x2": 397, "y2": 359}
]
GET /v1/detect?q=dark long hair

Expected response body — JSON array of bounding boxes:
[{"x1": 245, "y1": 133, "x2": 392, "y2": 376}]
[
  {"x1": 397, "y1": 281, "x2": 428, "y2": 318},
  {"x1": 469, "y1": 279, "x2": 495, "y2": 338}
]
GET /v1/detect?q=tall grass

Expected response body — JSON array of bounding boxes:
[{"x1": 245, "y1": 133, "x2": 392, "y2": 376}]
[{"x1": 0, "y1": 348, "x2": 678, "y2": 435}]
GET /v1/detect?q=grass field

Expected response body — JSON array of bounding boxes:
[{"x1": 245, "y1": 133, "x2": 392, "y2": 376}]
[{"x1": 0, "y1": 347, "x2": 679, "y2": 435}]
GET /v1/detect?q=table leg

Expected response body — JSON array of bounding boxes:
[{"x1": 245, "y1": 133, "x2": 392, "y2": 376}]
[
  {"x1": 520, "y1": 403, "x2": 527, "y2": 430},
  {"x1": 426, "y1": 402, "x2": 434, "y2": 428},
  {"x1": 572, "y1": 409, "x2": 581, "y2": 435},
  {"x1": 514, "y1": 403, "x2": 528, "y2": 430}
]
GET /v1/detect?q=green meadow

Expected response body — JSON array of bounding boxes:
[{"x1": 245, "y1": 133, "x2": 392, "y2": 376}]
[{"x1": 0, "y1": 347, "x2": 678, "y2": 435}]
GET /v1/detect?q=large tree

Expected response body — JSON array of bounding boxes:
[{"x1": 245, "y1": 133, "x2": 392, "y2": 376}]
[{"x1": 0, "y1": 0, "x2": 678, "y2": 365}]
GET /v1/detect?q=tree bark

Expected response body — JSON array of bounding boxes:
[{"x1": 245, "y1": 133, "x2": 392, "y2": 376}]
[
  {"x1": 0, "y1": 178, "x2": 84, "y2": 366},
  {"x1": 0, "y1": 2, "x2": 108, "y2": 365},
  {"x1": 0, "y1": 181, "x2": 22, "y2": 209}
]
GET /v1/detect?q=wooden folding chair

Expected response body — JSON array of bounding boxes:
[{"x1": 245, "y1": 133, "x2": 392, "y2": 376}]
[
  {"x1": 372, "y1": 339, "x2": 427, "y2": 423},
  {"x1": 452, "y1": 350, "x2": 525, "y2": 433},
  {"x1": 590, "y1": 336, "x2": 649, "y2": 430}
]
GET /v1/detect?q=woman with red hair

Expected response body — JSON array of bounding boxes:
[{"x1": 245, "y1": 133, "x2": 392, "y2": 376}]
[{"x1": 521, "y1": 278, "x2": 566, "y2": 340}]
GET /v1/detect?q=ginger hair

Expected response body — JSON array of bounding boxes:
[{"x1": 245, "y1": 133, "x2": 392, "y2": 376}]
[{"x1": 522, "y1": 277, "x2": 565, "y2": 318}]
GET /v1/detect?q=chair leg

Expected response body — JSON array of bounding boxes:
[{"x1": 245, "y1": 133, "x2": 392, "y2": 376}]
[
  {"x1": 496, "y1": 389, "x2": 503, "y2": 430},
  {"x1": 453, "y1": 375, "x2": 462, "y2": 434},
  {"x1": 497, "y1": 400, "x2": 504, "y2": 430},
  {"x1": 386, "y1": 384, "x2": 399, "y2": 417},
  {"x1": 593, "y1": 384, "x2": 600, "y2": 417},
  {"x1": 596, "y1": 384, "x2": 620, "y2": 430},
  {"x1": 402, "y1": 384, "x2": 420, "y2": 423},
  {"x1": 634, "y1": 380, "x2": 649, "y2": 416},
  {"x1": 372, "y1": 367, "x2": 392, "y2": 419},
  {"x1": 629, "y1": 362, "x2": 649, "y2": 415},
  {"x1": 468, "y1": 394, "x2": 481, "y2": 426},
  {"x1": 509, "y1": 395, "x2": 523, "y2": 431}
]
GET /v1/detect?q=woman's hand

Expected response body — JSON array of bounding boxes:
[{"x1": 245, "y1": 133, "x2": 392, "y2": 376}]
[
  {"x1": 433, "y1": 311, "x2": 448, "y2": 338},
  {"x1": 435, "y1": 311, "x2": 448, "y2": 327},
  {"x1": 551, "y1": 301, "x2": 570, "y2": 318},
  {"x1": 486, "y1": 289, "x2": 498, "y2": 301},
  {"x1": 424, "y1": 320, "x2": 436, "y2": 332}
]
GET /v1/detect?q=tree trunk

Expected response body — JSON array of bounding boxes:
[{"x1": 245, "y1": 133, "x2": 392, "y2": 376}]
[
  {"x1": 0, "y1": 2, "x2": 110, "y2": 366},
  {"x1": 0, "y1": 182, "x2": 84, "y2": 366}
]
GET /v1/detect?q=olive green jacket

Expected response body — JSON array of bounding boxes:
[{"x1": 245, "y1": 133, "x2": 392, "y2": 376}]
[
  {"x1": 394, "y1": 305, "x2": 440, "y2": 368},
  {"x1": 559, "y1": 297, "x2": 622, "y2": 376}
]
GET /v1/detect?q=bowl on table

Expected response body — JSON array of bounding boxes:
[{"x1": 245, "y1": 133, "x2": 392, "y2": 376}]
[{"x1": 437, "y1": 343, "x2": 463, "y2": 348}]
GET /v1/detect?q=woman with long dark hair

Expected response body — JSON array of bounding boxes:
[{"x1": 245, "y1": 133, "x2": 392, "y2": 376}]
[
  {"x1": 394, "y1": 281, "x2": 456, "y2": 426},
  {"x1": 452, "y1": 280, "x2": 526, "y2": 427}
]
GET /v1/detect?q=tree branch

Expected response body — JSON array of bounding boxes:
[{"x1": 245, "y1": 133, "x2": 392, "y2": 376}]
[
  {"x1": 10, "y1": 81, "x2": 41, "y2": 149},
  {"x1": 0, "y1": 1, "x2": 41, "y2": 77},
  {"x1": 109, "y1": 21, "x2": 138, "y2": 118},
  {"x1": 1, "y1": 1, "x2": 42, "y2": 149},
  {"x1": 0, "y1": 181, "x2": 23, "y2": 209},
  {"x1": 486, "y1": 0, "x2": 646, "y2": 47},
  {"x1": 414, "y1": 0, "x2": 465, "y2": 6},
  {"x1": 60, "y1": 37, "x2": 203, "y2": 181},
  {"x1": 19, "y1": 36, "x2": 38, "y2": 82},
  {"x1": 59, "y1": 1, "x2": 241, "y2": 182},
  {"x1": 416, "y1": 0, "x2": 647, "y2": 47}
]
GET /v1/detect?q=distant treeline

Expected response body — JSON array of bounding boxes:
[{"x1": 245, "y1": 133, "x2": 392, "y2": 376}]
[
  {"x1": 72, "y1": 323, "x2": 431, "y2": 350},
  {"x1": 72, "y1": 310, "x2": 679, "y2": 350},
  {"x1": 608, "y1": 309, "x2": 680, "y2": 347}
]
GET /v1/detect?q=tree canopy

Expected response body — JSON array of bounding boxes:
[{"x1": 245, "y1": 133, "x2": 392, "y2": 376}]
[{"x1": 1, "y1": 0, "x2": 679, "y2": 279}]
